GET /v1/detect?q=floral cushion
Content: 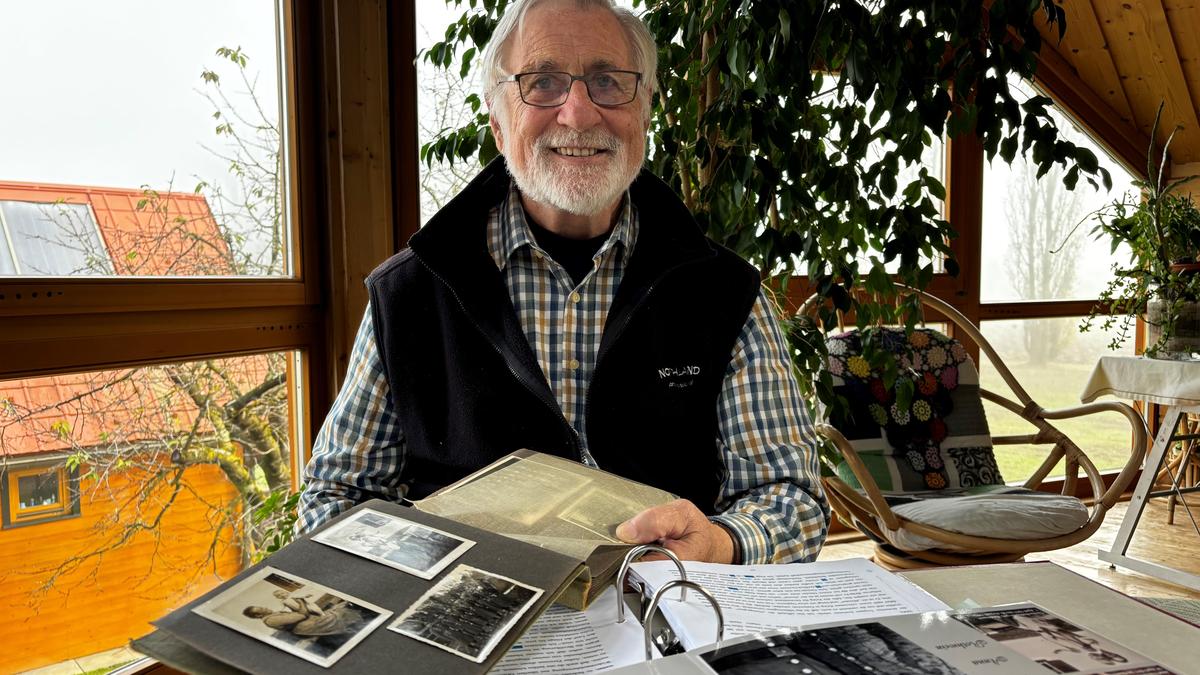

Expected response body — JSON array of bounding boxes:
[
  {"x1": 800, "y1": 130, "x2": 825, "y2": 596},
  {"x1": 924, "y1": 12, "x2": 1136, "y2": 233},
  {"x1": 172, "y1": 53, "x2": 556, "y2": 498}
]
[{"x1": 826, "y1": 327, "x2": 1003, "y2": 493}]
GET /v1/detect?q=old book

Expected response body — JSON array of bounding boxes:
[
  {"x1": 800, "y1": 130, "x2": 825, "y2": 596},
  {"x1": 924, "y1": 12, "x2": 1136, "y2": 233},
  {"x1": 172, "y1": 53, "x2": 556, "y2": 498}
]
[{"x1": 416, "y1": 450, "x2": 677, "y2": 610}]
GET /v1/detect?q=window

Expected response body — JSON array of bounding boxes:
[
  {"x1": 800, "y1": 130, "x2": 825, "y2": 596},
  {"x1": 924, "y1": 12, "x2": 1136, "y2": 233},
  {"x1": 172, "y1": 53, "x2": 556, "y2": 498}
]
[
  {"x1": 416, "y1": 2, "x2": 483, "y2": 225},
  {"x1": 970, "y1": 78, "x2": 1145, "y2": 481},
  {"x1": 0, "y1": 201, "x2": 113, "y2": 276},
  {"x1": 3, "y1": 463, "x2": 79, "y2": 526},
  {"x1": 0, "y1": 3, "x2": 326, "y2": 673},
  {"x1": 980, "y1": 317, "x2": 1136, "y2": 480},
  {"x1": 0, "y1": 2, "x2": 291, "y2": 279},
  {"x1": 0, "y1": 353, "x2": 300, "y2": 671},
  {"x1": 980, "y1": 78, "x2": 1136, "y2": 303}
]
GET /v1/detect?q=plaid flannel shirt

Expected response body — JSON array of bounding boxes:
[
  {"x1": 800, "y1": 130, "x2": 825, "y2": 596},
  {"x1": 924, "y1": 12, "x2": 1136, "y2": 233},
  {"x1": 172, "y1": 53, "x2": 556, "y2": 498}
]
[{"x1": 299, "y1": 183, "x2": 828, "y2": 563}]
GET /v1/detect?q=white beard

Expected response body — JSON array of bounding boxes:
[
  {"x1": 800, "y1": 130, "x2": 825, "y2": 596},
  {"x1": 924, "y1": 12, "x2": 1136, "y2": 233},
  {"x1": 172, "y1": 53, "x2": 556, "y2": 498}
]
[{"x1": 507, "y1": 129, "x2": 643, "y2": 216}]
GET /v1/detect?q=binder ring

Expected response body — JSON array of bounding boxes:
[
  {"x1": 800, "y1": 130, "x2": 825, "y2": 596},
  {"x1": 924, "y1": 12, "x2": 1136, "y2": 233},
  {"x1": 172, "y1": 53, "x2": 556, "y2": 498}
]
[
  {"x1": 614, "y1": 544, "x2": 687, "y2": 624},
  {"x1": 642, "y1": 580, "x2": 724, "y2": 661}
]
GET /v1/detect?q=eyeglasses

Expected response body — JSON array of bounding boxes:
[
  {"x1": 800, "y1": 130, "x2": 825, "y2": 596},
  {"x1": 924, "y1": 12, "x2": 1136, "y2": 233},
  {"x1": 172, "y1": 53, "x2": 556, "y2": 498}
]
[{"x1": 499, "y1": 70, "x2": 643, "y2": 108}]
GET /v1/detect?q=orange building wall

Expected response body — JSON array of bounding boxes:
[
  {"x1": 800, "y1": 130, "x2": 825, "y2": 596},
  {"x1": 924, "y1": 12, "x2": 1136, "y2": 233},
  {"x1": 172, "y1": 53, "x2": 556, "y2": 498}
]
[{"x1": 0, "y1": 462, "x2": 243, "y2": 673}]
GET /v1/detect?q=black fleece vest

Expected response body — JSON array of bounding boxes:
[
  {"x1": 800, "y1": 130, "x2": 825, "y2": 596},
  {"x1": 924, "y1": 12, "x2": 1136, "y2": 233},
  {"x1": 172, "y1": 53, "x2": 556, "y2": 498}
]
[{"x1": 366, "y1": 159, "x2": 761, "y2": 512}]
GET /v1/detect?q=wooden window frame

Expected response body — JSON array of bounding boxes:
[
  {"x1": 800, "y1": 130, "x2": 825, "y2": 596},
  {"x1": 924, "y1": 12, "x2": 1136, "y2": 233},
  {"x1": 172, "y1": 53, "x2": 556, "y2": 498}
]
[
  {"x1": 0, "y1": 4, "x2": 318, "y2": 370},
  {"x1": 2, "y1": 462, "x2": 80, "y2": 528}
]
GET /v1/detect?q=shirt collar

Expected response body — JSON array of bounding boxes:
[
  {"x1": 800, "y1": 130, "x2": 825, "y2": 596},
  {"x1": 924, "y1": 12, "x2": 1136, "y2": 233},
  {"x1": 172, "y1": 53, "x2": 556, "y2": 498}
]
[{"x1": 488, "y1": 179, "x2": 638, "y2": 271}]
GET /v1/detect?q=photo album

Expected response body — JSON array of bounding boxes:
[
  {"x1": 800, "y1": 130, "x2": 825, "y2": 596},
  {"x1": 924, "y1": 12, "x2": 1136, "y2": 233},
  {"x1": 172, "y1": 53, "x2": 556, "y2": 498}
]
[{"x1": 133, "y1": 450, "x2": 674, "y2": 673}]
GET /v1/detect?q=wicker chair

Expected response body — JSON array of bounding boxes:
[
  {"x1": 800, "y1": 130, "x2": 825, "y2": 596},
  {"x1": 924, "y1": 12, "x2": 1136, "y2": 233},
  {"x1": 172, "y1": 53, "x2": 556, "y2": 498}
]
[{"x1": 804, "y1": 287, "x2": 1147, "y2": 568}]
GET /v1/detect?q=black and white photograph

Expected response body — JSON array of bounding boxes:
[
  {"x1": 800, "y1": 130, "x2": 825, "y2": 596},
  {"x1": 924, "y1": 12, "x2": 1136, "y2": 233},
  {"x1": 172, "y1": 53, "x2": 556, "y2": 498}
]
[
  {"x1": 700, "y1": 624, "x2": 968, "y2": 675},
  {"x1": 955, "y1": 606, "x2": 1174, "y2": 674},
  {"x1": 311, "y1": 507, "x2": 474, "y2": 579},
  {"x1": 389, "y1": 564, "x2": 543, "y2": 663},
  {"x1": 192, "y1": 566, "x2": 391, "y2": 668}
]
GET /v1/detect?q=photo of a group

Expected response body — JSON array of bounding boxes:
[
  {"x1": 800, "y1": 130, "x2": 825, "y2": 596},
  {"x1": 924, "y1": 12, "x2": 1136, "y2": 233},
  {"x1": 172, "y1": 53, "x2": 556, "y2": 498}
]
[
  {"x1": 311, "y1": 508, "x2": 474, "y2": 579},
  {"x1": 192, "y1": 566, "x2": 392, "y2": 668},
  {"x1": 390, "y1": 564, "x2": 543, "y2": 663}
]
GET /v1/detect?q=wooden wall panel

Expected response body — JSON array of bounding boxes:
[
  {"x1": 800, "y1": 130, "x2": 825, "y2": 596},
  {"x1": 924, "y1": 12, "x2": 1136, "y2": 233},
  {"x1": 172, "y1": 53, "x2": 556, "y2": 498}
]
[
  {"x1": 0, "y1": 463, "x2": 242, "y2": 673},
  {"x1": 1173, "y1": 161, "x2": 1200, "y2": 198},
  {"x1": 1090, "y1": 0, "x2": 1200, "y2": 158},
  {"x1": 1051, "y1": 0, "x2": 1136, "y2": 124},
  {"x1": 1162, "y1": 0, "x2": 1200, "y2": 136}
]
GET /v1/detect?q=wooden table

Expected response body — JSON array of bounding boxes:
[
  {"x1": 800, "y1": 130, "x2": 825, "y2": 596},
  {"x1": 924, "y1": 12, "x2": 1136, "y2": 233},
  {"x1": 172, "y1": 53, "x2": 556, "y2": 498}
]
[{"x1": 1082, "y1": 355, "x2": 1200, "y2": 591}]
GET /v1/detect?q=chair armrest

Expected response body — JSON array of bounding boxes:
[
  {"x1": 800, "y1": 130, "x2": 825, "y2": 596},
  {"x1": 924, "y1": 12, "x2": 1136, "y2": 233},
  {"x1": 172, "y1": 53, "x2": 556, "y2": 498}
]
[
  {"x1": 1036, "y1": 400, "x2": 1148, "y2": 508},
  {"x1": 982, "y1": 389, "x2": 1147, "y2": 508},
  {"x1": 815, "y1": 423, "x2": 900, "y2": 530}
]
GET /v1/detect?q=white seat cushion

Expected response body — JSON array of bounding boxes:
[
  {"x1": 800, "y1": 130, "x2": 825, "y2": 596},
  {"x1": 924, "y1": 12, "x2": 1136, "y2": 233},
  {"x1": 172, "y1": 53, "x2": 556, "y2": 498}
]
[{"x1": 879, "y1": 488, "x2": 1090, "y2": 551}]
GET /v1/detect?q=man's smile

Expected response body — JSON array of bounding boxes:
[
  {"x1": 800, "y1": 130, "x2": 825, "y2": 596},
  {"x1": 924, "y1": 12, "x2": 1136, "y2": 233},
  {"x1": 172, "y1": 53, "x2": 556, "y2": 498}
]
[{"x1": 550, "y1": 147, "x2": 607, "y2": 157}]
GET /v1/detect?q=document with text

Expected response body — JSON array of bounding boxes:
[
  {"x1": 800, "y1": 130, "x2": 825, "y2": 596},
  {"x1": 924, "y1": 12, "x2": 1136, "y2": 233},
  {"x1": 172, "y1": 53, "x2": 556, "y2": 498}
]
[
  {"x1": 491, "y1": 586, "x2": 658, "y2": 674},
  {"x1": 629, "y1": 557, "x2": 950, "y2": 650}
]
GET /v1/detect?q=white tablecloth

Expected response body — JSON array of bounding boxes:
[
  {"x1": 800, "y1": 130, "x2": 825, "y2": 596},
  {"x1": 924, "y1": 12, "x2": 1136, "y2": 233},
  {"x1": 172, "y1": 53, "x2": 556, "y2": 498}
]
[{"x1": 1080, "y1": 355, "x2": 1200, "y2": 406}]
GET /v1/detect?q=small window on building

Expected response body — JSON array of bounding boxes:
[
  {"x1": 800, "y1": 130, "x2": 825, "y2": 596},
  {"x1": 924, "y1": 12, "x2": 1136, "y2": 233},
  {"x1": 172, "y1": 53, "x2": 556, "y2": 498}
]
[
  {"x1": 0, "y1": 200, "x2": 114, "y2": 276},
  {"x1": 4, "y1": 464, "x2": 79, "y2": 527}
]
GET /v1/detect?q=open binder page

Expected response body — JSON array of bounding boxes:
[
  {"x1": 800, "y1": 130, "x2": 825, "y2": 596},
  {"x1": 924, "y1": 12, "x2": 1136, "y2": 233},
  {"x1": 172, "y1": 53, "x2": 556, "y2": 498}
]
[
  {"x1": 609, "y1": 604, "x2": 1127, "y2": 675},
  {"x1": 418, "y1": 451, "x2": 675, "y2": 561},
  {"x1": 492, "y1": 586, "x2": 658, "y2": 674},
  {"x1": 608, "y1": 602, "x2": 1176, "y2": 675},
  {"x1": 629, "y1": 557, "x2": 949, "y2": 650}
]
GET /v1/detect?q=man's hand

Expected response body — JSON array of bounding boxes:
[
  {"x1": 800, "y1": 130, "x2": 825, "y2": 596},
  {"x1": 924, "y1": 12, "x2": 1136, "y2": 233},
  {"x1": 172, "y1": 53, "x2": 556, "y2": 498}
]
[{"x1": 615, "y1": 499, "x2": 735, "y2": 564}]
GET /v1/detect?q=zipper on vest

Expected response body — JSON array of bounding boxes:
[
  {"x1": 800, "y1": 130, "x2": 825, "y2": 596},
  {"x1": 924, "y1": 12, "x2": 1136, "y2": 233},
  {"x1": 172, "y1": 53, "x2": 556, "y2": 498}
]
[
  {"x1": 586, "y1": 256, "x2": 710, "y2": 445},
  {"x1": 412, "y1": 253, "x2": 583, "y2": 460}
]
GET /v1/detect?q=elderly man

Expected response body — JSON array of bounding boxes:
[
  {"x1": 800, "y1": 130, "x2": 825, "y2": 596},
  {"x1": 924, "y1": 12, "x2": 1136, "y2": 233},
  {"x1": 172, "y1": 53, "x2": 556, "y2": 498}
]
[{"x1": 298, "y1": 0, "x2": 828, "y2": 564}]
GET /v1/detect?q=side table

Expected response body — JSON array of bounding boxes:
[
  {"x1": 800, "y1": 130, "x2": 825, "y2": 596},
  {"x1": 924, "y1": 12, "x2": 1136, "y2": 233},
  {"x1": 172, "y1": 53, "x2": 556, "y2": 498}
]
[{"x1": 1081, "y1": 355, "x2": 1200, "y2": 590}]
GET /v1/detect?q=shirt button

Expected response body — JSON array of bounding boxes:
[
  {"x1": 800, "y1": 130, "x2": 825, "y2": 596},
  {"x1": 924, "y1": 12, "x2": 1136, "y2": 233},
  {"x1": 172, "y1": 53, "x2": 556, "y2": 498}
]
[
  {"x1": 567, "y1": 359, "x2": 580, "y2": 371},
  {"x1": 570, "y1": 292, "x2": 581, "y2": 303}
]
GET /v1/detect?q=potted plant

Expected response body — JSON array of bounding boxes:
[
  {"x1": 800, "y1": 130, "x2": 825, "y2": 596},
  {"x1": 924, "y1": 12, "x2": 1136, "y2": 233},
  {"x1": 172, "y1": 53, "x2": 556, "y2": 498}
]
[{"x1": 1085, "y1": 103, "x2": 1200, "y2": 360}]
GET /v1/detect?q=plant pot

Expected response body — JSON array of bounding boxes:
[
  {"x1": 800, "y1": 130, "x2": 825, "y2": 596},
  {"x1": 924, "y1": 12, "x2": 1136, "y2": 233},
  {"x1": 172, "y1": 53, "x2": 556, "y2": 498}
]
[{"x1": 1145, "y1": 297, "x2": 1200, "y2": 360}]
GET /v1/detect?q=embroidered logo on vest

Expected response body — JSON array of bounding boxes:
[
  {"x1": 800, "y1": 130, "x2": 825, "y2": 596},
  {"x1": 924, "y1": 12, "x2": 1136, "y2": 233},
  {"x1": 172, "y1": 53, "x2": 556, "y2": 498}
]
[{"x1": 657, "y1": 365, "x2": 700, "y2": 389}]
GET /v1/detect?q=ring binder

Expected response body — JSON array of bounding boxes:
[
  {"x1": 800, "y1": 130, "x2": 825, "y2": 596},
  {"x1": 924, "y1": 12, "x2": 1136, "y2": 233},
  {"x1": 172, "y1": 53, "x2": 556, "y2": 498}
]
[
  {"x1": 614, "y1": 545, "x2": 687, "y2": 624},
  {"x1": 641, "y1": 580, "x2": 723, "y2": 661}
]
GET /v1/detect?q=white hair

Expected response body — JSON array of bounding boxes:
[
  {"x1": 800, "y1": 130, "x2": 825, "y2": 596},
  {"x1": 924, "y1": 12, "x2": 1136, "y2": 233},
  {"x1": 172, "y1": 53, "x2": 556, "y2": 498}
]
[{"x1": 480, "y1": 0, "x2": 658, "y2": 124}]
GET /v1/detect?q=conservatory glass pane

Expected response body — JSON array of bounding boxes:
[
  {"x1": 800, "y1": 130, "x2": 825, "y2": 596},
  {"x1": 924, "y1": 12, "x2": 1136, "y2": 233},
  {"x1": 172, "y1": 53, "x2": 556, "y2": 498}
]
[
  {"x1": 979, "y1": 317, "x2": 1136, "y2": 481},
  {"x1": 980, "y1": 78, "x2": 1137, "y2": 303},
  {"x1": 0, "y1": 351, "x2": 301, "y2": 673},
  {"x1": 0, "y1": 1, "x2": 292, "y2": 277}
]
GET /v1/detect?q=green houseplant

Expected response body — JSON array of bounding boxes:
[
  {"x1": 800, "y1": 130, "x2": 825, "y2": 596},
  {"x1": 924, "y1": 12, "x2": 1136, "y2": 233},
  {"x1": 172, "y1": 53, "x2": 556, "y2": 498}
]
[{"x1": 1084, "y1": 103, "x2": 1200, "y2": 359}]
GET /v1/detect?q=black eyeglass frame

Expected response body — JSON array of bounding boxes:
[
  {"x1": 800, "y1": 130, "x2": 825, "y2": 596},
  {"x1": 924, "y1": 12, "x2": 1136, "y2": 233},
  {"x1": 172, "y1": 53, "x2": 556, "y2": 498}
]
[{"x1": 498, "y1": 70, "x2": 644, "y2": 108}]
